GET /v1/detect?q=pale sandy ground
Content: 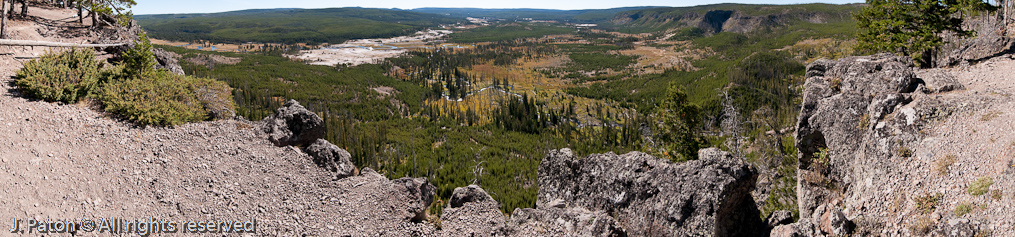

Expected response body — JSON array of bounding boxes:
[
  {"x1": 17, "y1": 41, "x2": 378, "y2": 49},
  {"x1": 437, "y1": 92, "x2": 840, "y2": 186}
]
[{"x1": 289, "y1": 30, "x2": 473, "y2": 67}]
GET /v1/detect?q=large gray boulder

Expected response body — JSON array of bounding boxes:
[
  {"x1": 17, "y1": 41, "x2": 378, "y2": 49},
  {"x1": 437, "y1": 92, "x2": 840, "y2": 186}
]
[
  {"x1": 391, "y1": 177, "x2": 436, "y2": 222},
  {"x1": 439, "y1": 185, "x2": 509, "y2": 236},
  {"x1": 537, "y1": 148, "x2": 763, "y2": 236},
  {"x1": 262, "y1": 100, "x2": 325, "y2": 147},
  {"x1": 153, "y1": 48, "x2": 185, "y2": 75},
  {"x1": 305, "y1": 139, "x2": 356, "y2": 179}
]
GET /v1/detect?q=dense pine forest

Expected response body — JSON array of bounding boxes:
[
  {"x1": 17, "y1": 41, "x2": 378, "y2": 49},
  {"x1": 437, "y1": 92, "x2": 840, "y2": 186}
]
[{"x1": 145, "y1": 4, "x2": 862, "y2": 217}]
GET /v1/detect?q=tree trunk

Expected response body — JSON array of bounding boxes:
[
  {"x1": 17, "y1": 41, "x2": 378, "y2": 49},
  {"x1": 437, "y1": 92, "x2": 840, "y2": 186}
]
[
  {"x1": 19, "y1": 0, "x2": 26, "y2": 16},
  {"x1": 76, "y1": 0, "x2": 81, "y2": 24},
  {"x1": 1, "y1": 0, "x2": 7, "y2": 39},
  {"x1": 89, "y1": 0, "x2": 96, "y2": 27}
]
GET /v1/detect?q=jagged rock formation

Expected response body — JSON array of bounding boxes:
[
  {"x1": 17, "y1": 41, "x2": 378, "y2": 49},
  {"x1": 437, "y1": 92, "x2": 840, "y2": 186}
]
[
  {"x1": 939, "y1": 13, "x2": 1015, "y2": 67},
  {"x1": 537, "y1": 148, "x2": 764, "y2": 236},
  {"x1": 153, "y1": 48, "x2": 185, "y2": 75},
  {"x1": 306, "y1": 138, "x2": 357, "y2": 178},
  {"x1": 390, "y1": 175, "x2": 437, "y2": 223},
  {"x1": 787, "y1": 52, "x2": 1015, "y2": 235},
  {"x1": 262, "y1": 99, "x2": 326, "y2": 147},
  {"x1": 797, "y1": 54, "x2": 920, "y2": 218},
  {"x1": 438, "y1": 185, "x2": 511, "y2": 236}
]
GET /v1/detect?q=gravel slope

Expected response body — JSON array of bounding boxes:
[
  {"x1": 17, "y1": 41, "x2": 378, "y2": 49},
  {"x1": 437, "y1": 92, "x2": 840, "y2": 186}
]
[{"x1": 0, "y1": 6, "x2": 436, "y2": 236}]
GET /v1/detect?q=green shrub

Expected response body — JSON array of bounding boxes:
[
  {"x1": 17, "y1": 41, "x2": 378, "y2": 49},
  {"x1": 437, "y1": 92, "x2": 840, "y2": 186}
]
[
  {"x1": 99, "y1": 69, "x2": 213, "y2": 126},
  {"x1": 968, "y1": 176, "x2": 993, "y2": 196},
  {"x1": 955, "y1": 202, "x2": 972, "y2": 216},
  {"x1": 15, "y1": 48, "x2": 102, "y2": 103}
]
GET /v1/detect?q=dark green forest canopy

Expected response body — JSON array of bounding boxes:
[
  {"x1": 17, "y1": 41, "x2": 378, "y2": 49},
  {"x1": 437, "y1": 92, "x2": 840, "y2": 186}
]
[{"x1": 136, "y1": 8, "x2": 462, "y2": 44}]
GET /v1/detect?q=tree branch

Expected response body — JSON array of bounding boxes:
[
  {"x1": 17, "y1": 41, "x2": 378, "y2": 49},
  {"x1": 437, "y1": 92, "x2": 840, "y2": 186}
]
[{"x1": 0, "y1": 39, "x2": 125, "y2": 47}]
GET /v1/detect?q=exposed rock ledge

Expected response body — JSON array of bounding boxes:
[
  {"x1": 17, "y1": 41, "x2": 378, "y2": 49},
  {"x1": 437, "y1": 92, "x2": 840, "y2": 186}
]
[
  {"x1": 259, "y1": 99, "x2": 766, "y2": 236},
  {"x1": 784, "y1": 52, "x2": 1014, "y2": 236}
]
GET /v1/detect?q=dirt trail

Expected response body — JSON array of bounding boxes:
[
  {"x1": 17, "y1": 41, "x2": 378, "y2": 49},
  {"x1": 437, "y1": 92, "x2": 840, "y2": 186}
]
[
  {"x1": 0, "y1": 6, "x2": 433, "y2": 236},
  {"x1": 905, "y1": 55, "x2": 1015, "y2": 233}
]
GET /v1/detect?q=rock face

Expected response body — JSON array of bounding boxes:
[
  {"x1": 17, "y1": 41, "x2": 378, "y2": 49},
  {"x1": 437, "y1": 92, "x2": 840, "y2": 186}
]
[
  {"x1": 306, "y1": 139, "x2": 357, "y2": 179},
  {"x1": 943, "y1": 35, "x2": 1014, "y2": 66},
  {"x1": 790, "y1": 53, "x2": 997, "y2": 235},
  {"x1": 537, "y1": 148, "x2": 764, "y2": 236},
  {"x1": 391, "y1": 176, "x2": 437, "y2": 222},
  {"x1": 262, "y1": 99, "x2": 326, "y2": 147},
  {"x1": 153, "y1": 48, "x2": 185, "y2": 75},
  {"x1": 795, "y1": 54, "x2": 921, "y2": 218},
  {"x1": 438, "y1": 185, "x2": 510, "y2": 236}
]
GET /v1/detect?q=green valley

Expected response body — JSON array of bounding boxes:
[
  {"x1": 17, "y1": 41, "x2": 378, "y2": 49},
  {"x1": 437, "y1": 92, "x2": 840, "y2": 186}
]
[{"x1": 141, "y1": 3, "x2": 863, "y2": 218}]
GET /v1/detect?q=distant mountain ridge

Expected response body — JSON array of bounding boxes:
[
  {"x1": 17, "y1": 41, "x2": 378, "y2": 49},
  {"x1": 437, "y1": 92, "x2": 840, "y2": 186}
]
[
  {"x1": 136, "y1": 7, "x2": 461, "y2": 44},
  {"x1": 408, "y1": 7, "x2": 658, "y2": 23},
  {"x1": 599, "y1": 3, "x2": 864, "y2": 33}
]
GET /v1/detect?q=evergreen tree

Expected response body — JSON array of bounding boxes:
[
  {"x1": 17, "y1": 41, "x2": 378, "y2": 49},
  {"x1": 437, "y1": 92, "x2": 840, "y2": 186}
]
[
  {"x1": 655, "y1": 84, "x2": 703, "y2": 162},
  {"x1": 854, "y1": 0, "x2": 980, "y2": 67}
]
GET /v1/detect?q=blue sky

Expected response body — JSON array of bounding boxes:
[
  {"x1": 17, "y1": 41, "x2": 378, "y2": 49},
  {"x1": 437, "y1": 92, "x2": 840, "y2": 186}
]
[{"x1": 133, "y1": 0, "x2": 862, "y2": 15}]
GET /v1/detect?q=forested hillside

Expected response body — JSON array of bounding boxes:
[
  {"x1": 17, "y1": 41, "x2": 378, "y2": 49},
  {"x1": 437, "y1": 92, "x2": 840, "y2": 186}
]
[
  {"x1": 136, "y1": 8, "x2": 462, "y2": 44},
  {"x1": 410, "y1": 7, "x2": 654, "y2": 23},
  {"x1": 600, "y1": 3, "x2": 862, "y2": 33}
]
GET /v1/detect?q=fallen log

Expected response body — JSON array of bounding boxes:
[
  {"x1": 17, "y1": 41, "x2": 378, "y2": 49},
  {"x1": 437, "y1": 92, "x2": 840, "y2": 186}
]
[{"x1": 0, "y1": 39, "x2": 125, "y2": 47}]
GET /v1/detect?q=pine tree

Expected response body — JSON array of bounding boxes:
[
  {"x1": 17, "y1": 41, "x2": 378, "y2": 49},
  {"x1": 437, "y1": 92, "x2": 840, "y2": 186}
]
[
  {"x1": 854, "y1": 0, "x2": 983, "y2": 67},
  {"x1": 655, "y1": 84, "x2": 704, "y2": 162}
]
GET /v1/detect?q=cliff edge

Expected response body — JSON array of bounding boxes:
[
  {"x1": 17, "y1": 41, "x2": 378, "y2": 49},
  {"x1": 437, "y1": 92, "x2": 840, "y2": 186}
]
[{"x1": 784, "y1": 52, "x2": 1015, "y2": 236}]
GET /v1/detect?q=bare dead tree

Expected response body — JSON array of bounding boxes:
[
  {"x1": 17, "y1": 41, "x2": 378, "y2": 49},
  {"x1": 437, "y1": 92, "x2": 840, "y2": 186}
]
[
  {"x1": 1, "y1": 0, "x2": 8, "y2": 39},
  {"x1": 719, "y1": 89, "x2": 744, "y2": 159}
]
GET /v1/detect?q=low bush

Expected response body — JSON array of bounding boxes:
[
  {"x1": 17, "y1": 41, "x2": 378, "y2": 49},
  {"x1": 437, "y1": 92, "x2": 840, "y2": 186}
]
[
  {"x1": 15, "y1": 35, "x2": 236, "y2": 126},
  {"x1": 15, "y1": 48, "x2": 103, "y2": 103},
  {"x1": 967, "y1": 176, "x2": 993, "y2": 196},
  {"x1": 955, "y1": 202, "x2": 972, "y2": 216},
  {"x1": 99, "y1": 68, "x2": 232, "y2": 126}
]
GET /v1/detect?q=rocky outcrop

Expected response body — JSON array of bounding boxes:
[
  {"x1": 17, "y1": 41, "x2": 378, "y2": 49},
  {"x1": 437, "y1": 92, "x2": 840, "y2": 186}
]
[
  {"x1": 262, "y1": 99, "x2": 326, "y2": 147},
  {"x1": 153, "y1": 48, "x2": 185, "y2": 75},
  {"x1": 93, "y1": 19, "x2": 186, "y2": 75},
  {"x1": 770, "y1": 219, "x2": 821, "y2": 237},
  {"x1": 941, "y1": 34, "x2": 1014, "y2": 66},
  {"x1": 790, "y1": 53, "x2": 1000, "y2": 235},
  {"x1": 391, "y1": 176, "x2": 437, "y2": 222},
  {"x1": 438, "y1": 185, "x2": 510, "y2": 236},
  {"x1": 939, "y1": 13, "x2": 1015, "y2": 67},
  {"x1": 796, "y1": 54, "x2": 920, "y2": 218},
  {"x1": 537, "y1": 148, "x2": 763, "y2": 236},
  {"x1": 306, "y1": 138, "x2": 357, "y2": 179}
]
